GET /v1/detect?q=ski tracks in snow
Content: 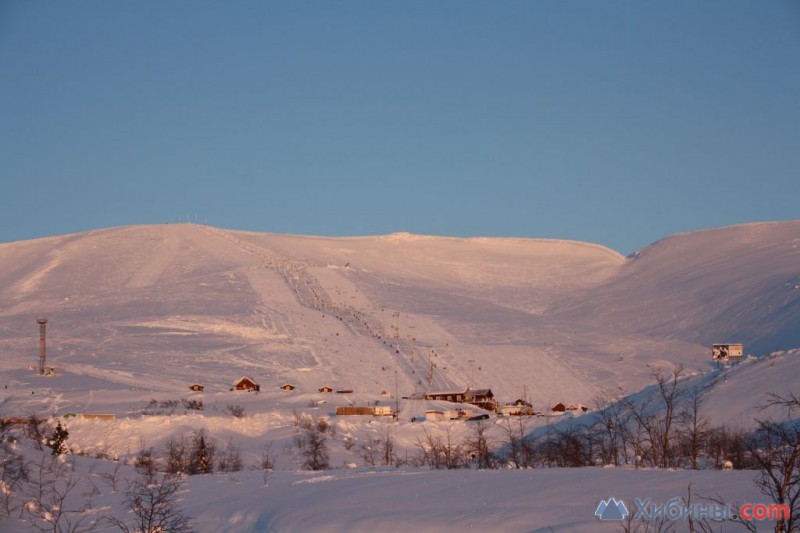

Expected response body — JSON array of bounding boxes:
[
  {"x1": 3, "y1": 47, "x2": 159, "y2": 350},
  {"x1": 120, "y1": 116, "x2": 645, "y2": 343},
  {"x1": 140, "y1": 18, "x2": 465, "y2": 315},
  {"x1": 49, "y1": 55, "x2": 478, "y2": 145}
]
[{"x1": 195, "y1": 226, "x2": 453, "y2": 388}]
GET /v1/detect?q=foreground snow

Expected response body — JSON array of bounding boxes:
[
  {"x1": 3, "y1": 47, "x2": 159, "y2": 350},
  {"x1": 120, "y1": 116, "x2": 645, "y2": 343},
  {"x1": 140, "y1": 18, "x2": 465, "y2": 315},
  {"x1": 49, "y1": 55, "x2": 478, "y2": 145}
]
[
  {"x1": 180, "y1": 467, "x2": 769, "y2": 532},
  {"x1": 0, "y1": 455, "x2": 774, "y2": 533}
]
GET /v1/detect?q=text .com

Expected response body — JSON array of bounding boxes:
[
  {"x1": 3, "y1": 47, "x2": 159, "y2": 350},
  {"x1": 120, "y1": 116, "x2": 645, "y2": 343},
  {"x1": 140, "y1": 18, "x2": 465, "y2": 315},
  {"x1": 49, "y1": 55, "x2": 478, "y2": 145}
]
[{"x1": 739, "y1": 503, "x2": 790, "y2": 521}]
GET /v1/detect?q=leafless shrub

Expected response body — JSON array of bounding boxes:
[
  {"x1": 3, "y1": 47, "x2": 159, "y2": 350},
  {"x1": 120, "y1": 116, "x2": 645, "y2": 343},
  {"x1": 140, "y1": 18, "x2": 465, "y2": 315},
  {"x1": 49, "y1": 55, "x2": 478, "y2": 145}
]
[
  {"x1": 226, "y1": 404, "x2": 245, "y2": 418},
  {"x1": 457, "y1": 420, "x2": 490, "y2": 469},
  {"x1": 217, "y1": 438, "x2": 243, "y2": 473},
  {"x1": 141, "y1": 399, "x2": 179, "y2": 416},
  {"x1": 293, "y1": 421, "x2": 329, "y2": 471},
  {"x1": 105, "y1": 471, "x2": 192, "y2": 533},
  {"x1": 24, "y1": 453, "x2": 99, "y2": 532},
  {"x1": 500, "y1": 417, "x2": 534, "y2": 468},
  {"x1": 747, "y1": 419, "x2": 800, "y2": 533},
  {"x1": 164, "y1": 435, "x2": 189, "y2": 476},
  {"x1": 133, "y1": 441, "x2": 158, "y2": 485},
  {"x1": 414, "y1": 425, "x2": 466, "y2": 470},
  {"x1": 25, "y1": 413, "x2": 51, "y2": 451},
  {"x1": 254, "y1": 442, "x2": 275, "y2": 485},
  {"x1": 0, "y1": 421, "x2": 27, "y2": 518},
  {"x1": 181, "y1": 398, "x2": 203, "y2": 411},
  {"x1": 97, "y1": 460, "x2": 125, "y2": 493},
  {"x1": 358, "y1": 437, "x2": 382, "y2": 469}
]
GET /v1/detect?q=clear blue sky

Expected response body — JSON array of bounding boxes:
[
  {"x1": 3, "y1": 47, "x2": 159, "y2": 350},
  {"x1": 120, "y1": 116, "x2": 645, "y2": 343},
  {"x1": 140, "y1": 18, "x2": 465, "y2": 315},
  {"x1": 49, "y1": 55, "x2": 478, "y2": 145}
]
[{"x1": 1, "y1": 1, "x2": 798, "y2": 253}]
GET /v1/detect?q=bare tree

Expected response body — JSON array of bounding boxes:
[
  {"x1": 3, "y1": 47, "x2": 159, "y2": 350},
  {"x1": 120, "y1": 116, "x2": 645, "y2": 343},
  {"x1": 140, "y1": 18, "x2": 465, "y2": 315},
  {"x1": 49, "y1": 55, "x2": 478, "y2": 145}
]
[
  {"x1": 256, "y1": 442, "x2": 275, "y2": 485},
  {"x1": 106, "y1": 471, "x2": 192, "y2": 533},
  {"x1": 552, "y1": 424, "x2": 590, "y2": 467},
  {"x1": 97, "y1": 460, "x2": 125, "y2": 493},
  {"x1": 748, "y1": 420, "x2": 800, "y2": 533},
  {"x1": 704, "y1": 425, "x2": 752, "y2": 470},
  {"x1": 292, "y1": 418, "x2": 329, "y2": 471},
  {"x1": 358, "y1": 437, "x2": 382, "y2": 469},
  {"x1": 682, "y1": 484, "x2": 723, "y2": 533},
  {"x1": 701, "y1": 493, "x2": 757, "y2": 533},
  {"x1": 414, "y1": 425, "x2": 465, "y2": 470},
  {"x1": 25, "y1": 413, "x2": 50, "y2": 451},
  {"x1": 440, "y1": 423, "x2": 464, "y2": 469},
  {"x1": 380, "y1": 425, "x2": 397, "y2": 467},
  {"x1": 622, "y1": 393, "x2": 656, "y2": 468},
  {"x1": 414, "y1": 428, "x2": 441, "y2": 469},
  {"x1": 0, "y1": 420, "x2": 28, "y2": 518},
  {"x1": 676, "y1": 387, "x2": 710, "y2": 470},
  {"x1": 500, "y1": 417, "x2": 533, "y2": 468},
  {"x1": 164, "y1": 435, "x2": 189, "y2": 476},
  {"x1": 24, "y1": 454, "x2": 98, "y2": 533},
  {"x1": 133, "y1": 440, "x2": 157, "y2": 485},
  {"x1": 764, "y1": 392, "x2": 800, "y2": 415},
  {"x1": 217, "y1": 438, "x2": 243, "y2": 473},
  {"x1": 465, "y1": 420, "x2": 495, "y2": 469},
  {"x1": 615, "y1": 512, "x2": 675, "y2": 533},
  {"x1": 592, "y1": 390, "x2": 631, "y2": 466},
  {"x1": 621, "y1": 365, "x2": 686, "y2": 468},
  {"x1": 301, "y1": 426, "x2": 329, "y2": 471},
  {"x1": 653, "y1": 365, "x2": 685, "y2": 468}
]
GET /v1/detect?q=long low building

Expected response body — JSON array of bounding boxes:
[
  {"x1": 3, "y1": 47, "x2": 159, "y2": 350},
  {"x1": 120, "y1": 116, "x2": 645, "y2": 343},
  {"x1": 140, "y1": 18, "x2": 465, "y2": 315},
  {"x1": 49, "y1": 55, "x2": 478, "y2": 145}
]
[
  {"x1": 335, "y1": 405, "x2": 393, "y2": 417},
  {"x1": 423, "y1": 388, "x2": 498, "y2": 412}
]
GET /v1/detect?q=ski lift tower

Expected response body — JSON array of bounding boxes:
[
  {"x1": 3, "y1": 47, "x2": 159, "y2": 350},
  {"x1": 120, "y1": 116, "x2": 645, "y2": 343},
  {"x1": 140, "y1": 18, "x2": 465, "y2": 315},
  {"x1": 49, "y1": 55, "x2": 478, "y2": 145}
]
[{"x1": 37, "y1": 318, "x2": 48, "y2": 375}]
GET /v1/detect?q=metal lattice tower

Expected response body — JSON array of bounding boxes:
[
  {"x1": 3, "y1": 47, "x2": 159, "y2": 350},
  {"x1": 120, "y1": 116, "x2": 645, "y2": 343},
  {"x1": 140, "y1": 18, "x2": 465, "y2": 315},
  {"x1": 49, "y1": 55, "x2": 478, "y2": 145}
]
[{"x1": 37, "y1": 318, "x2": 47, "y2": 375}]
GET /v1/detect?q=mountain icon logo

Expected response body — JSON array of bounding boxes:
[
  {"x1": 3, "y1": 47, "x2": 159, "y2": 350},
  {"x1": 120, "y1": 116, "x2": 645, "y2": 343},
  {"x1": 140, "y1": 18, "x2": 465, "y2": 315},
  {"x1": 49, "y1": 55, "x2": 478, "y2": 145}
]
[{"x1": 594, "y1": 497, "x2": 629, "y2": 520}]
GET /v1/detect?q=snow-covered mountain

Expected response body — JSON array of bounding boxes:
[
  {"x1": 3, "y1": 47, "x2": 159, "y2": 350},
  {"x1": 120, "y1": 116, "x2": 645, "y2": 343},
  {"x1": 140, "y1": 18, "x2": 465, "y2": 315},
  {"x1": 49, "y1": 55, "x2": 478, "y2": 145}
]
[
  {"x1": 2, "y1": 222, "x2": 799, "y2": 533},
  {"x1": 1, "y1": 221, "x2": 798, "y2": 409}
]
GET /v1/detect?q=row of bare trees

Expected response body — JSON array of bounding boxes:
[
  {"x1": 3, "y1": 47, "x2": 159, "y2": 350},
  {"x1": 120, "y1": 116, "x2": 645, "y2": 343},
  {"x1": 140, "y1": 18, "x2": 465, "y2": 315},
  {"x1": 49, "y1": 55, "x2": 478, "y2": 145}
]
[{"x1": 0, "y1": 420, "x2": 194, "y2": 532}]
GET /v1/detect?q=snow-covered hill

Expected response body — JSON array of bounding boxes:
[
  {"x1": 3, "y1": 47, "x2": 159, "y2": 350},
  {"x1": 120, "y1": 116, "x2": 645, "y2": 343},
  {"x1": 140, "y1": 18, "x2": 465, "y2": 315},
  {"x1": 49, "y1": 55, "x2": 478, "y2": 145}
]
[
  {"x1": 0, "y1": 221, "x2": 798, "y2": 411},
  {"x1": 557, "y1": 222, "x2": 800, "y2": 355}
]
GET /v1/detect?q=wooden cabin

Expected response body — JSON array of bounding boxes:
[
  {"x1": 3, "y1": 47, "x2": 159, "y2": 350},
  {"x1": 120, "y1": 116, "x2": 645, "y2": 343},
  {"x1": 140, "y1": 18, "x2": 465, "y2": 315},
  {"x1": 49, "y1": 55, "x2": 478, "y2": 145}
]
[
  {"x1": 232, "y1": 376, "x2": 260, "y2": 392},
  {"x1": 280, "y1": 383, "x2": 296, "y2": 392},
  {"x1": 189, "y1": 384, "x2": 204, "y2": 392},
  {"x1": 318, "y1": 386, "x2": 334, "y2": 393}
]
